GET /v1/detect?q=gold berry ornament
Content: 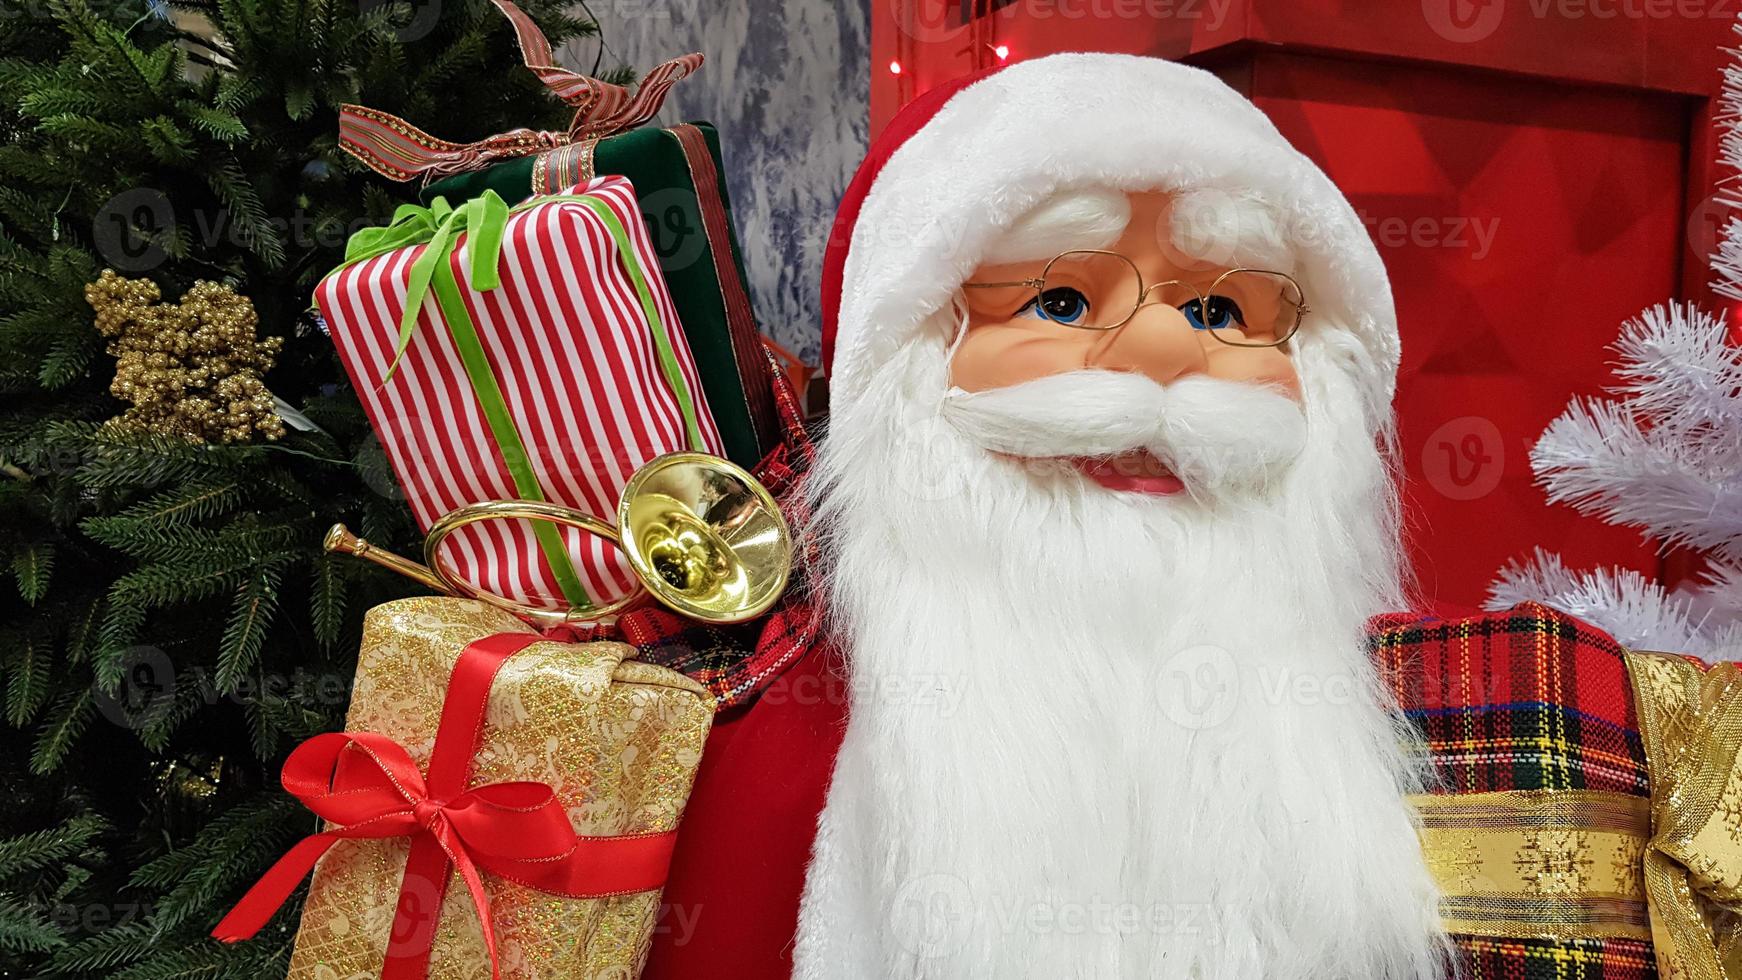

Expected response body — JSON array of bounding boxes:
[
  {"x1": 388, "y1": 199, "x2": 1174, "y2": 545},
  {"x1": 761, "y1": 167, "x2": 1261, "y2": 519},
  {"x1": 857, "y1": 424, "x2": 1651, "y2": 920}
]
[{"x1": 84, "y1": 270, "x2": 286, "y2": 444}]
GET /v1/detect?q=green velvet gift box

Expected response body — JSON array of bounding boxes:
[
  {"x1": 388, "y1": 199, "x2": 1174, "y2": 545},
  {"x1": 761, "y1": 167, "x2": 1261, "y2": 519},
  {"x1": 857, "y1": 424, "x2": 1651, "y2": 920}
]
[{"x1": 417, "y1": 122, "x2": 777, "y2": 469}]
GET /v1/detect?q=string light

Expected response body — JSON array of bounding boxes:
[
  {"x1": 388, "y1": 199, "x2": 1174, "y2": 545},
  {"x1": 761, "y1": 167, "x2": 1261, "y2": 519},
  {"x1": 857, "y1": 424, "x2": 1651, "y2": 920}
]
[
  {"x1": 994, "y1": 44, "x2": 1009, "y2": 61},
  {"x1": 888, "y1": 59, "x2": 902, "y2": 75}
]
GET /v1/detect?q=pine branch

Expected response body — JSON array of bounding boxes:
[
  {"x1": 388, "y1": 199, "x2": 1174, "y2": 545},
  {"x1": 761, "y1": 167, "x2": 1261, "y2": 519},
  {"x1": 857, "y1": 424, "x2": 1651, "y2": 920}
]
[
  {"x1": 45, "y1": 918, "x2": 157, "y2": 975},
  {"x1": 96, "y1": 479, "x2": 246, "y2": 531},
  {"x1": 52, "y1": 422, "x2": 251, "y2": 490},
  {"x1": 203, "y1": 158, "x2": 285, "y2": 268},
  {"x1": 4, "y1": 632, "x2": 51, "y2": 726},
  {"x1": 127, "y1": 793, "x2": 302, "y2": 934},
  {"x1": 81, "y1": 518, "x2": 297, "y2": 566},
  {"x1": 249, "y1": 690, "x2": 342, "y2": 756},
  {"x1": 109, "y1": 935, "x2": 291, "y2": 980},
  {"x1": 1610, "y1": 303, "x2": 1742, "y2": 455},
  {"x1": 214, "y1": 562, "x2": 282, "y2": 692},
  {"x1": 0, "y1": 813, "x2": 105, "y2": 881},
  {"x1": 109, "y1": 551, "x2": 268, "y2": 608},
  {"x1": 309, "y1": 551, "x2": 345, "y2": 648},
  {"x1": 64, "y1": 595, "x2": 102, "y2": 665},
  {"x1": 136, "y1": 673, "x2": 211, "y2": 752},
  {"x1": 90, "y1": 594, "x2": 146, "y2": 690},
  {"x1": 139, "y1": 113, "x2": 199, "y2": 164},
  {"x1": 1532, "y1": 396, "x2": 1742, "y2": 561},
  {"x1": 35, "y1": 112, "x2": 138, "y2": 152},
  {"x1": 18, "y1": 81, "x2": 111, "y2": 118},
  {"x1": 31, "y1": 688, "x2": 95, "y2": 774},
  {"x1": 37, "y1": 331, "x2": 98, "y2": 390},
  {"x1": 0, "y1": 893, "x2": 65, "y2": 955},
  {"x1": 178, "y1": 101, "x2": 246, "y2": 141},
  {"x1": 11, "y1": 541, "x2": 54, "y2": 604}
]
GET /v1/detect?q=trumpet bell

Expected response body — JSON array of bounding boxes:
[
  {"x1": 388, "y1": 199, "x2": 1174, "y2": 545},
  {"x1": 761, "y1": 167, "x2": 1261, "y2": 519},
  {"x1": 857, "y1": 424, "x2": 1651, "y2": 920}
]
[
  {"x1": 618, "y1": 452, "x2": 792, "y2": 624},
  {"x1": 358, "y1": 451, "x2": 795, "y2": 628}
]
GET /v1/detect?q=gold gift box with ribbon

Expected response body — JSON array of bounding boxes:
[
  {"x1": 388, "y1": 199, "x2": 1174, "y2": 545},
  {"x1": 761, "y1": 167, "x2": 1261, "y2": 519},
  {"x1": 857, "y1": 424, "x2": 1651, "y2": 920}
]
[{"x1": 283, "y1": 598, "x2": 713, "y2": 980}]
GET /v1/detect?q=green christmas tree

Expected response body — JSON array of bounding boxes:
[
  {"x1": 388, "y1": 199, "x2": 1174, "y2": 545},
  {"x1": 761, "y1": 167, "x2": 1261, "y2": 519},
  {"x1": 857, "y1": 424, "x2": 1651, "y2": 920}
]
[{"x1": 0, "y1": 1, "x2": 618, "y2": 975}]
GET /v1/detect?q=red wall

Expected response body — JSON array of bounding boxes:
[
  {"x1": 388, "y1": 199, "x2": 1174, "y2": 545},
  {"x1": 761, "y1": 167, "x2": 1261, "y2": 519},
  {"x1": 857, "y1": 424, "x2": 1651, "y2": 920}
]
[{"x1": 872, "y1": 0, "x2": 1736, "y2": 610}]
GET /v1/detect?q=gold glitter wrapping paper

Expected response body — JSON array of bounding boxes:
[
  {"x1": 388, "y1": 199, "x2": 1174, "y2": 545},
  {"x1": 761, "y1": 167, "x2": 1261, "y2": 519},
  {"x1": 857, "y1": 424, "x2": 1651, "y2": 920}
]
[{"x1": 286, "y1": 597, "x2": 713, "y2": 980}]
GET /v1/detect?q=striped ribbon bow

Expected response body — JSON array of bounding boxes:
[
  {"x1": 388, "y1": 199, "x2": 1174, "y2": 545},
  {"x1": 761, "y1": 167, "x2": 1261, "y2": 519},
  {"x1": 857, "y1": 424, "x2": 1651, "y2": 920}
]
[{"x1": 340, "y1": 0, "x2": 701, "y2": 182}]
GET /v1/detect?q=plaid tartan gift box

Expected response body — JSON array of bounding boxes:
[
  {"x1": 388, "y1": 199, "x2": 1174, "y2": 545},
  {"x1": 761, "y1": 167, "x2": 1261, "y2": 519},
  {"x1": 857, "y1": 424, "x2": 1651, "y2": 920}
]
[
  {"x1": 1369, "y1": 602, "x2": 1742, "y2": 980},
  {"x1": 340, "y1": 0, "x2": 779, "y2": 471}
]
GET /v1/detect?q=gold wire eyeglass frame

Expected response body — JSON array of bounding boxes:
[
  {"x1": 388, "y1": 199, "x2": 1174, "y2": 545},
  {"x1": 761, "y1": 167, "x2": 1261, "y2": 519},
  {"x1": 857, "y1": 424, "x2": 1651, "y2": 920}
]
[{"x1": 961, "y1": 248, "x2": 1311, "y2": 348}]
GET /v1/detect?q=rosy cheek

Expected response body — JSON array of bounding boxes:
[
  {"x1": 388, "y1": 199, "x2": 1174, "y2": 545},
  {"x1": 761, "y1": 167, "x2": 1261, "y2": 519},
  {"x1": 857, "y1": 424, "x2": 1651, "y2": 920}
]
[
  {"x1": 949, "y1": 323, "x2": 1097, "y2": 392},
  {"x1": 1202, "y1": 346, "x2": 1303, "y2": 402}
]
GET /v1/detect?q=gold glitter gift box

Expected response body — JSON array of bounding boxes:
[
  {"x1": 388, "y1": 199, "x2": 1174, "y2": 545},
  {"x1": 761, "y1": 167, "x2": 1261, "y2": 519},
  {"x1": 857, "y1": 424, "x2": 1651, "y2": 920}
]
[{"x1": 284, "y1": 597, "x2": 713, "y2": 980}]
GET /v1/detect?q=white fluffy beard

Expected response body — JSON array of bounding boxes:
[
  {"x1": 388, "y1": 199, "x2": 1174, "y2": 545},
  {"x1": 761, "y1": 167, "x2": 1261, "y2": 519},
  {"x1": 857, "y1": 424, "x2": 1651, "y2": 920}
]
[{"x1": 792, "y1": 330, "x2": 1448, "y2": 980}]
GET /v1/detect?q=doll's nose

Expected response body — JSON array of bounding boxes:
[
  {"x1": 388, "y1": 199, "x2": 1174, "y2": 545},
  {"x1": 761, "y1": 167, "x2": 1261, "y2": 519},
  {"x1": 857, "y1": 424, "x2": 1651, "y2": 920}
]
[{"x1": 1083, "y1": 301, "x2": 1207, "y2": 385}]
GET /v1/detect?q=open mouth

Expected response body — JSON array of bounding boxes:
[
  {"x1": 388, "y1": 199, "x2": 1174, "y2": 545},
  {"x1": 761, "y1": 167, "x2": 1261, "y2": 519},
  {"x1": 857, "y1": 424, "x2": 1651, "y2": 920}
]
[{"x1": 1071, "y1": 451, "x2": 1185, "y2": 496}]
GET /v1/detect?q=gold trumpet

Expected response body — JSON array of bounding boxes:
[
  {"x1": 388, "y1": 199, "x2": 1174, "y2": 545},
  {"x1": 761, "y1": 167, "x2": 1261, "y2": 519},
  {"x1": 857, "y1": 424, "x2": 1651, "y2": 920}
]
[{"x1": 325, "y1": 452, "x2": 792, "y2": 627}]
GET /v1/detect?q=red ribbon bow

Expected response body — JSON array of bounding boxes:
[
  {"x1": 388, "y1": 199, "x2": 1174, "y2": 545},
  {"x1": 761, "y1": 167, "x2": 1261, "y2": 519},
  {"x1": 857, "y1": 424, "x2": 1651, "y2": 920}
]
[
  {"x1": 339, "y1": 0, "x2": 702, "y2": 182},
  {"x1": 214, "y1": 632, "x2": 678, "y2": 980}
]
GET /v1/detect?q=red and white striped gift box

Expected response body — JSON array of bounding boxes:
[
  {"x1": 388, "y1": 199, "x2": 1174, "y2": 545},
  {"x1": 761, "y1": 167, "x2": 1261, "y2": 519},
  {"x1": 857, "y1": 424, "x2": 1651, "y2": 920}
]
[{"x1": 317, "y1": 176, "x2": 724, "y2": 610}]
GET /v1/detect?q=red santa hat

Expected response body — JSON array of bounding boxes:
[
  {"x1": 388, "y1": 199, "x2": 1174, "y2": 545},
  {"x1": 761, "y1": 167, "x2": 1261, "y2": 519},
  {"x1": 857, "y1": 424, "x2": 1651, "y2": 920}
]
[{"x1": 819, "y1": 53, "x2": 1400, "y2": 427}]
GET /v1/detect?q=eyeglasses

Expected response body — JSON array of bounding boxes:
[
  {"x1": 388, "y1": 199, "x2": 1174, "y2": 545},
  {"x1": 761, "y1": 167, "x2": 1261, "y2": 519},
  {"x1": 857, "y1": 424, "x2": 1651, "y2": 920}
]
[{"x1": 962, "y1": 249, "x2": 1309, "y2": 348}]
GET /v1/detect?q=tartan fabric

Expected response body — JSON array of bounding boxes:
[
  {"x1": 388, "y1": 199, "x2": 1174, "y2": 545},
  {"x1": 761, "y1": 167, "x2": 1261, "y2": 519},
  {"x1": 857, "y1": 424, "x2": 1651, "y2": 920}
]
[
  {"x1": 1455, "y1": 936, "x2": 1656, "y2": 980},
  {"x1": 619, "y1": 597, "x2": 821, "y2": 711},
  {"x1": 1369, "y1": 602, "x2": 1648, "y2": 794},
  {"x1": 1368, "y1": 601, "x2": 1657, "y2": 979}
]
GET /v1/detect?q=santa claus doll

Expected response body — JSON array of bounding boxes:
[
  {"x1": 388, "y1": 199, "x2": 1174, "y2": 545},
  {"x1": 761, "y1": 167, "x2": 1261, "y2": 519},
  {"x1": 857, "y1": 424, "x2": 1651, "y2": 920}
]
[
  {"x1": 642, "y1": 51, "x2": 1735, "y2": 980},
  {"x1": 791, "y1": 45, "x2": 1458, "y2": 976}
]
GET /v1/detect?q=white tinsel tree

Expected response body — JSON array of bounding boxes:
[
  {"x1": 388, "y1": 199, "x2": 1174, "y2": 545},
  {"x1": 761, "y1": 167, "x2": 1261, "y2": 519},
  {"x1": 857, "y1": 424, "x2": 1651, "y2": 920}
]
[{"x1": 1486, "y1": 23, "x2": 1742, "y2": 662}]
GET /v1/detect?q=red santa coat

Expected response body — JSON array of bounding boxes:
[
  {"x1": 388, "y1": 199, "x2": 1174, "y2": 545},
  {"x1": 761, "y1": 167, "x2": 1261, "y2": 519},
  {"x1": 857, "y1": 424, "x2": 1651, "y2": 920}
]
[{"x1": 640, "y1": 639, "x2": 846, "y2": 980}]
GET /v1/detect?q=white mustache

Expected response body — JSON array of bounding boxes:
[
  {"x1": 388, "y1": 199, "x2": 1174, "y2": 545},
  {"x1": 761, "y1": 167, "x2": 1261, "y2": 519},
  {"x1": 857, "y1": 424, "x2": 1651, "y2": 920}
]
[{"x1": 939, "y1": 371, "x2": 1308, "y2": 494}]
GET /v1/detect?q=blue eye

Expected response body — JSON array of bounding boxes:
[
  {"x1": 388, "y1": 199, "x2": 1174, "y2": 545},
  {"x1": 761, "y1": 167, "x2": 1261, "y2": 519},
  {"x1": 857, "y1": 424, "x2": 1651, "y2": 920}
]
[
  {"x1": 1019, "y1": 287, "x2": 1090, "y2": 325},
  {"x1": 1180, "y1": 295, "x2": 1245, "y2": 331}
]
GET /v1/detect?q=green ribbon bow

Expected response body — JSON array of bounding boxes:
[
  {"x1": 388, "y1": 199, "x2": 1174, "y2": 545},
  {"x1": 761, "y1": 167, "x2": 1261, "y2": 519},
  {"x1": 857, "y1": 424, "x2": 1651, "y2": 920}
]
[
  {"x1": 344, "y1": 192, "x2": 510, "y2": 382},
  {"x1": 331, "y1": 188, "x2": 706, "y2": 612}
]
